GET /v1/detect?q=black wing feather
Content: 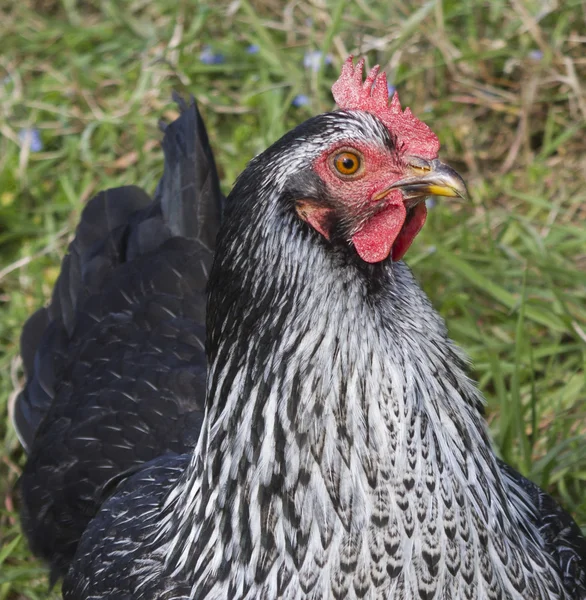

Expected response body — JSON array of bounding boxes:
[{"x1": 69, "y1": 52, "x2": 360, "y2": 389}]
[
  {"x1": 62, "y1": 454, "x2": 192, "y2": 600},
  {"x1": 500, "y1": 460, "x2": 586, "y2": 597}
]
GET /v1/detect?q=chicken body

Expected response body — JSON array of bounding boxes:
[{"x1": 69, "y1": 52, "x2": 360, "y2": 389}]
[{"x1": 15, "y1": 78, "x2": 586, "y2": 599}]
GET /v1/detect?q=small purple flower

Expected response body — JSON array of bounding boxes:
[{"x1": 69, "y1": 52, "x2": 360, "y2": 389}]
[
  {"x1": 387, "y1": 82, "x2": 396, "y2": 96},
  {"x1": 425, "y1": 197, "x2": 436, "y2": 209},
  {"x1": 303, "y1": 51, "x2": 333, "y2": 73},
  {"x1": 199, "y1": 45, "x2": 225, "y2": 65},
  {"x1": 246, "y1": 44, "x2": 260, "y2": 55},
  {"x1": 292, "y1": 94, "x2": 310, "y2": 107},
  {"x1": 529, "y1": 50, "x2": 543, "y2": 61},
  {"x1": 19, "y1": 128, "x2": 43, "y2": 152}
]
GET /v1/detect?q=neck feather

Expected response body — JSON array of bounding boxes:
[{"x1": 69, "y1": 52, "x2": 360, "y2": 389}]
[{"x1": 157, "y1": 188, "x2": 566, "y2": 599}]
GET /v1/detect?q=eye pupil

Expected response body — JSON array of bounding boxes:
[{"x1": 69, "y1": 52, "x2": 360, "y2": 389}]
[{"x1": 333, "y1": 151, "x2": 361, "y2": 176}]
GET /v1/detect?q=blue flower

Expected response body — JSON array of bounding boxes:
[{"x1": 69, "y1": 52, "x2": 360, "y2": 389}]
[
  {"x1": 425, "y1": 197, "x2": 436, "y2": 209},
  {"x1": 303, "y1": 51, "x2": 332, "y2": 73},
  {"x1": 292, "y1": 94, "x2": 310, "y2": 107},
  {"x1": 387, "y1": 82, "x2": 396, "y2": 96},
  {"x1": 19, "y1": 128, "x2": 43, "y2": 152},
  {"x1": 246, "y1": 44, "x2": 260, "y2": 55},
  {"x1": 529, "y1": 50, "x2": 543, "y2": 61},
  {"x1": 199, "y1": 45, "x2": 225, "y2": 65}
]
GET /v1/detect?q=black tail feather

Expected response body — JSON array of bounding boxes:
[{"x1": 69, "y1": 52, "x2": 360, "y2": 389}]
[
  {"x1": 156, "y1": 95, "x2": 224, "y2": 248},
  {"x1": 14, "y1": 186, "x2": 152, "y2": 452},
  {"x1": 13, "y1": 95, "x2": 222, "y2": 454}
]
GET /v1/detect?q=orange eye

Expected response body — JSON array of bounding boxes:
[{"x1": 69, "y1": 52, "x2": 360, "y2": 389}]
[{"x1": 333, "y1": 151, "x2": 362, "y2": 176}]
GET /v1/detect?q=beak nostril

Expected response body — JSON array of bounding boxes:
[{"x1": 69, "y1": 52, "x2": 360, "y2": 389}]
[{"x1": 408, "y1": 157, "x2": 432, "y2": 172}]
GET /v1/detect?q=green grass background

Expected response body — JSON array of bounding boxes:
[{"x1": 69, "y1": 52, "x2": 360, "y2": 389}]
[{"x1": 1, "y1": 0, "x2": 585, "y2": 597}]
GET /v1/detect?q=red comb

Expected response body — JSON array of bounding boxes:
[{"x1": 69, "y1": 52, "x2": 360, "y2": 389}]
[{"x1": 331, "y1": 56, "x2": 440, "y2": 159}]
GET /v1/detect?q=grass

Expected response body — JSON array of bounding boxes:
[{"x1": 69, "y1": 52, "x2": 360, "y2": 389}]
[{"x1": 0, "y1": 0, "x2": 585, "y2": 596}]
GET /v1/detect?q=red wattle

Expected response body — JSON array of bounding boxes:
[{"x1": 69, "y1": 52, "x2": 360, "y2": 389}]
[
  {"x1": 391, "y1": 203, "x2": 427, "y2": 261},
  {"x1": 352, "y1": 201, "x2": 406, "y2": 263}
]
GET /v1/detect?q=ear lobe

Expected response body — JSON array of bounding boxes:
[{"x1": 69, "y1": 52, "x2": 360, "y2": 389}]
[{"x1": 295, "y1": 200, "x2": 334, "y2": 240}]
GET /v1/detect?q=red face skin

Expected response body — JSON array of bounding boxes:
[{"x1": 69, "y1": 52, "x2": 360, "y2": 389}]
[{"x1": 303, "y1": 140, "x2": 428, "y2": 263}]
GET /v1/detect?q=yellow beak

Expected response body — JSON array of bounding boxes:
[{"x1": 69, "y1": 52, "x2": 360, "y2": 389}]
[{"x1": 375, "y1": 159, "x2": 468, "y2": 203}]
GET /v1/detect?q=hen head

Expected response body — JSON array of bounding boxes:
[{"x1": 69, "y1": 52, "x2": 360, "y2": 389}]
[
  {"x1": 228, "y1": 57, "x2": 467, "y2": 266},
  {"x1": 288, "y1": 56, "x2": 466, "y2": 263}
]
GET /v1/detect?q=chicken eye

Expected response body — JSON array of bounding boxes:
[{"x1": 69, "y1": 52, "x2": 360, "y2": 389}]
[{"x1": 333, "y1": 151, "x2": 361, "y2": 176}]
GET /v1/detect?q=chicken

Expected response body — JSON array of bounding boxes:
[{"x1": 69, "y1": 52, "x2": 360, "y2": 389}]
[{"x1": 15, "y1": 58, "x2": 586, "y2": 599}]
